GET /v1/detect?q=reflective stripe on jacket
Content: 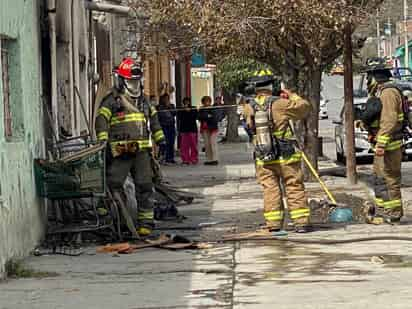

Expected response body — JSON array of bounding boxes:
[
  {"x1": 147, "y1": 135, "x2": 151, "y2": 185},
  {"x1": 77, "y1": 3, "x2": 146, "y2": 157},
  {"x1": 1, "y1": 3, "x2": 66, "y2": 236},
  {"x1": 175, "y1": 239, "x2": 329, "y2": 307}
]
[
  {"x1": 95, "y1": 89, "x2": 165, "y2": 155},
  {"x1": 375, "y1": 87, "x2": 404, "y2": 151},
  {"x1": 244, "y1": 93, "x2": 311, "y2": 165}
]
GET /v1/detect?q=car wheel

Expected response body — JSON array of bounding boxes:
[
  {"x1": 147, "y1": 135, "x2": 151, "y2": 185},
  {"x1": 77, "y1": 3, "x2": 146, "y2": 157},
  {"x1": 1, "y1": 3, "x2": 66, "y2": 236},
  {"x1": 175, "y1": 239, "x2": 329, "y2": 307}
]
[{"x1": 336, "y1": 141, "x2": 345, "y2": 164}]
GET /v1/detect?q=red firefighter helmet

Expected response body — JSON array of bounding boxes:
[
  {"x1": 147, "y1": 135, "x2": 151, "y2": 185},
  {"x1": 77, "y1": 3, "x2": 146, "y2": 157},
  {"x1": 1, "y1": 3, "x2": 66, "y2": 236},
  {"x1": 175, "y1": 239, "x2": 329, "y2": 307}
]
[{"x1": 116, "y1": 57, "x2": 142, "y2": 80}]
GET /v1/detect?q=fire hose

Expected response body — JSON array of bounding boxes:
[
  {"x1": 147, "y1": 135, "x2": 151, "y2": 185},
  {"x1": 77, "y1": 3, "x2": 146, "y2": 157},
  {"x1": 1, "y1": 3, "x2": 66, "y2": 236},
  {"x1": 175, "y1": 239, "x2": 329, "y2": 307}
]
[{"x1": 217, "y1": 235, "x2": 412, "y2": 245}]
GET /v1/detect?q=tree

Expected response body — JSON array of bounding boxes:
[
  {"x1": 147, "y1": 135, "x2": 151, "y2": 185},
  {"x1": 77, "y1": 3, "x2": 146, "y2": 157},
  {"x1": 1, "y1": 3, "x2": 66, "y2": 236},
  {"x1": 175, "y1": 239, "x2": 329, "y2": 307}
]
[
  {"x1": 214, "y1": 57, "x2": 270, "y2": 142},
  {"x1": 132, "y1": 0, "x2": 383, "y2": 177},
  {"x1": 146, "y1": 1, "x2": 380, "y2": 172}
]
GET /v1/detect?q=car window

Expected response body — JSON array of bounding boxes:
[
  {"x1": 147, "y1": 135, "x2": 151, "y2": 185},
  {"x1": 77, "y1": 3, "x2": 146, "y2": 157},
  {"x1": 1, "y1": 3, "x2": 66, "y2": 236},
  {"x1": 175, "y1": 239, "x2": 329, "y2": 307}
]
[
  {"x1": 392, "y1": 68, "x2": 412, "y2": 79},
  {"x1": 354, "y1": 74, "x2": 368, "y2": 98}
]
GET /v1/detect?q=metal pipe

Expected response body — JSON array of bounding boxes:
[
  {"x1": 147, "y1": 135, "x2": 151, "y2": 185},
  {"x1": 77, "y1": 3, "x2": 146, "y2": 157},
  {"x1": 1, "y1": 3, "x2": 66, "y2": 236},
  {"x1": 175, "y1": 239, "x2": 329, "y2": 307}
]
[
  {"x1": 84, "y1": 1, "x2": 130, "y2": 16},
  {"x1": 47, "y1": 0, "x2": 59, "y2": 141},
  {"x1": 376, "y1": 9, "x2": 381, "y2": 58}
]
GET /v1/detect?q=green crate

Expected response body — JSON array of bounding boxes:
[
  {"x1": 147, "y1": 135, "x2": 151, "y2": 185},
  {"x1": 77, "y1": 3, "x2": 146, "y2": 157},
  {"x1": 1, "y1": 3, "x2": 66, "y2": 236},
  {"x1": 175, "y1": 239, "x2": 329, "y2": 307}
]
[{"x1": 34, "y1": 147, "x2": 106, "y2": 199}]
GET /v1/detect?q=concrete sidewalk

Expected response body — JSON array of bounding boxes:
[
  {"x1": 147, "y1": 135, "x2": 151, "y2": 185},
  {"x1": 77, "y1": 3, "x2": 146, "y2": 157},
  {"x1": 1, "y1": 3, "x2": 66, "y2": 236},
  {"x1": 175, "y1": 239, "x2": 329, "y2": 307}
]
[{"x1": 2, "y1": 139, "x2": 412, "y2": 309}]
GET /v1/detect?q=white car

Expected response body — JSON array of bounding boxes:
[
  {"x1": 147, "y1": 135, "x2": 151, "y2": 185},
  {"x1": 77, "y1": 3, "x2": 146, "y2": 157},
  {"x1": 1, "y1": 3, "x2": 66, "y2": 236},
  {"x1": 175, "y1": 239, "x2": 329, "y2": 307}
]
[
  {"x1": 334, "y1": 96, "x2": 372, "y2": 163},
  {"x1": 319, "y1": 96, "x2": 329, "y2": 119}
]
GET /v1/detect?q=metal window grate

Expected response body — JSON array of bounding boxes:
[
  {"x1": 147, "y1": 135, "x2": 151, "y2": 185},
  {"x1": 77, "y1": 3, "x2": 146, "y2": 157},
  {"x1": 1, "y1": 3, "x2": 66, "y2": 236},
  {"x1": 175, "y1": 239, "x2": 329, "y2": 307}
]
[{"x1": 1, "y1": 40, "x2": 12, "y2": 138}]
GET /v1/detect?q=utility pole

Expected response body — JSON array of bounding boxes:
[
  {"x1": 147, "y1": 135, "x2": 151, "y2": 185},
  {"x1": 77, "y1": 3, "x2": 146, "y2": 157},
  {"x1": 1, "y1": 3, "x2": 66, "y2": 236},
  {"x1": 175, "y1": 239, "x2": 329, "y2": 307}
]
[
  {"x1": 387, "y1": 17, "x2": 392, "y2": 58},
  {"x1": 343, "y1": 23, "x2": 357, "y2": 185},
  {"x1": 377, "y1": 9, "x2": 381, "y2": 57},
  {"x1": 404, "y1": 0, "x2": 409, "y2": 68}
]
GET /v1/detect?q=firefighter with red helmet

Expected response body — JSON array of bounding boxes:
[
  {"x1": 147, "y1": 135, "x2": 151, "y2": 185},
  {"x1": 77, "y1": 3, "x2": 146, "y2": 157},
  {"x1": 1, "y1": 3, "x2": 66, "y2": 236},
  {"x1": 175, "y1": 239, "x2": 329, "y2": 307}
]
[{"x1": 95, "y1": 57, "x2": 165, "y2": 236}]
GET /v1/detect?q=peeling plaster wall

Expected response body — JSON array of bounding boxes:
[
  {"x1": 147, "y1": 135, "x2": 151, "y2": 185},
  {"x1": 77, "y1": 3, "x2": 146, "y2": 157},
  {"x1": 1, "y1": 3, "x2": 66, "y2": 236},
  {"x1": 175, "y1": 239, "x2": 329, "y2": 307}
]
[{"x1": 0, "y1": 0, "x2": 45, "y2": 278}]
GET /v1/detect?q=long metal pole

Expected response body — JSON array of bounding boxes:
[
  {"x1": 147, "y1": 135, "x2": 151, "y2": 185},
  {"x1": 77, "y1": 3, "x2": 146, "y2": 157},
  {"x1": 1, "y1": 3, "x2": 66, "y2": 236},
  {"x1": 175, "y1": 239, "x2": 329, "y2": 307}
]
[
  {"x1": 405, "y1": 0, "x2": 409, "y2": 68},
  {"x1": 388, "y1": 17, "x2": 393, "y2": 58},
  {"x1": 344, "y1": 23, "x2": 357, "y2": 185},
  {"x1": 377, "y1": 9, "x2": 381, "y2": 57}
]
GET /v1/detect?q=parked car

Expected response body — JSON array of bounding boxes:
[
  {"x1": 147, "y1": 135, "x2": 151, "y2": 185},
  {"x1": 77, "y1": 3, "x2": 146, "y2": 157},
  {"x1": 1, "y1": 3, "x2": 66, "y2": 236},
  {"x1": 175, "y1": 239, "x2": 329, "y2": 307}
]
[
  {"x1": 319, "y1": 96, "x2": 329, "y2": 119},
  {"x1": 392, "y1": 67, "x2": 412, "y2": 81},
  {"x1": 334, "y1": 94, "x2": 371, "y2": 163},
  {"x1": 334, "y1": 75, "x2": 412, "y2": 163}
]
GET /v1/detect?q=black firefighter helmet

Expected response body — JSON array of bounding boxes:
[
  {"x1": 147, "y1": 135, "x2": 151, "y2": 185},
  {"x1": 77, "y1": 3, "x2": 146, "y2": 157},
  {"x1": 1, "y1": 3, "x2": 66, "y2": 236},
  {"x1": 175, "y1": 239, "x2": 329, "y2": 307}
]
[
  {"x1": 361, "y1": 58, "x2": 393, "y2": 94},
  {"x1": 242, "y1": 69, "x2": 281, "y2": 96}
]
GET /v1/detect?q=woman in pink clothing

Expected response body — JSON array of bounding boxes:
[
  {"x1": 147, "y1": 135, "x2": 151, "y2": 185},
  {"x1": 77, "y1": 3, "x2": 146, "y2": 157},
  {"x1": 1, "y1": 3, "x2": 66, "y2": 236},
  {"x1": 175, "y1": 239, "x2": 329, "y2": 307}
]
[{"x1": 177, "y1": 97, "x2": 199, "y2": 164}]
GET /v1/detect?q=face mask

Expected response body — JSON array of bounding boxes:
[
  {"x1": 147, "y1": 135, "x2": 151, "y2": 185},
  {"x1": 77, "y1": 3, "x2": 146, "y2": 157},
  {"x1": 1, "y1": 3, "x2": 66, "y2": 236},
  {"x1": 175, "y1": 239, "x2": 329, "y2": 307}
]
[{"x1": 124, "y1": 78, "x2": 142, "y2": 98}]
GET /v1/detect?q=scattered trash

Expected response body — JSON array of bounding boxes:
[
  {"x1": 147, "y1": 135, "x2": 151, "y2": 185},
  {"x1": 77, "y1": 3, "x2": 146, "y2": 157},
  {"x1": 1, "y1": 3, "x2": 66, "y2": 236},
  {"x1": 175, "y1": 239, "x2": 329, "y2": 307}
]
[
  {"x1": 96, "y1": 234, "x2": 210, "y2": 254},
  {"x1": 198, "y1": 220, "x2": 232, "y2": 228},
  {"x1": 33, "y1": 245, "x2": 84, "y2": 257}
]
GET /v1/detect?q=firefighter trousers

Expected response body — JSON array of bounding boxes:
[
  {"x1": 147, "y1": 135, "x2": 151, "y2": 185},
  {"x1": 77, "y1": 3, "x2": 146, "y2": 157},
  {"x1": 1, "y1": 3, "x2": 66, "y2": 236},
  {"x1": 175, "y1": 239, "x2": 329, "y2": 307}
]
[
  {"x1": 373, "y1": 148, "x2": 403, "y2": 220},
  {"x1": 256, "y1": 162, "x2": 310, "y2": 229},
  {"x1": 107, "y1": 150, "x2": 154, "y2": 228}
]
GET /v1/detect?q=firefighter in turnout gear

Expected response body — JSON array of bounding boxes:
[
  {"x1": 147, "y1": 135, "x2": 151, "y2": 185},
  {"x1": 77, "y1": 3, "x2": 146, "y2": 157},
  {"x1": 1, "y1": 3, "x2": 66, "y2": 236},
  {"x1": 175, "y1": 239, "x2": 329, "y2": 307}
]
[
  {"x1": 243, "y1": 73, "x2": 312, "y2": 233},
  {"x1": 359, "y1": 58, "x2": 404, "y2": 223},
  {"x1": 95, "y1": 57, "x2": 165, "y2": 236}
]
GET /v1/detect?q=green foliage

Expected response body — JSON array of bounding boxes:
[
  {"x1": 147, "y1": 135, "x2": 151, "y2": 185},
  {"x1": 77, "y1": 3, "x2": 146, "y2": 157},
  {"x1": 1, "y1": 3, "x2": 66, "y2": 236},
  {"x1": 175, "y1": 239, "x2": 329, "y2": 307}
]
[{"x1": 215, "y1": 57, "x2": 271, "y2": 91}]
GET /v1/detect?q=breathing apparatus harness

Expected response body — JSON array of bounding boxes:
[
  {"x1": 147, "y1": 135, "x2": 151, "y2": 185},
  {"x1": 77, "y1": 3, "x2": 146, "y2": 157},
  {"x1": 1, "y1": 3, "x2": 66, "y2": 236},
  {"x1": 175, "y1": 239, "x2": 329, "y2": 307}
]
[
  {"x1": 250, "y1": 96, "x2": 297, "y2": 162},
  {"x1": 357, "y1": 83, "x2": 411, "y2": 144}
]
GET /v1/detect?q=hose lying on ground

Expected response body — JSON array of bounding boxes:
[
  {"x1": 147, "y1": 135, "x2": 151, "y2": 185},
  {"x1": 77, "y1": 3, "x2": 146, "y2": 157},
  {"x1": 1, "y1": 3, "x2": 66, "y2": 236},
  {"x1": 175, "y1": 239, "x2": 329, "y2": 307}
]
[{"x1": 217, "y1": 235, "x2": 412, "y2": 245}]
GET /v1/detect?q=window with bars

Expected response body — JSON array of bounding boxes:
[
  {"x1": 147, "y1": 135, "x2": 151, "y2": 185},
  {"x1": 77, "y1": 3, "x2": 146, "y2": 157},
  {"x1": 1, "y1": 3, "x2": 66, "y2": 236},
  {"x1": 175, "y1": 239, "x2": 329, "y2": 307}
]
[{"x1": 1, "y1": 37, "x2": 24, "y2": 141}]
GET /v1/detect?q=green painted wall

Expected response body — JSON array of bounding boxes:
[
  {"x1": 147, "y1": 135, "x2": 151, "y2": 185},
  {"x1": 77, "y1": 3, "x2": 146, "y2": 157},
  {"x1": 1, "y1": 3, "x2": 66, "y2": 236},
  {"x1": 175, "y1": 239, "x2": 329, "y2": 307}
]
[{"x1": 0, "y1": 0, "x2": 45, "y2": 277}]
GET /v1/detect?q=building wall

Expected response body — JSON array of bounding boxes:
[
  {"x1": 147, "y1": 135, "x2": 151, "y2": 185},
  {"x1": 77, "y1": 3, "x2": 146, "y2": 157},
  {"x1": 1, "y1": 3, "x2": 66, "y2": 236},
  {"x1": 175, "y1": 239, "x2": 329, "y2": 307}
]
[
  {"x1": 144, "y1": 54, "x2": 172, "y2": 101},
  {"x1": 0, "y1": 0, "x2": 45, "y2": 277}
]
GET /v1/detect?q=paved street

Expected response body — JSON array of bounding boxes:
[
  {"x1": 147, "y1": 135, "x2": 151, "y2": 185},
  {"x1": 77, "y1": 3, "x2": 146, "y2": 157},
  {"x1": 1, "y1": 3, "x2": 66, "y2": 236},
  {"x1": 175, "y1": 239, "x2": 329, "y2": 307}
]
[{"x1": 3, "y1": 76, "x2": 412, "y2": 308}]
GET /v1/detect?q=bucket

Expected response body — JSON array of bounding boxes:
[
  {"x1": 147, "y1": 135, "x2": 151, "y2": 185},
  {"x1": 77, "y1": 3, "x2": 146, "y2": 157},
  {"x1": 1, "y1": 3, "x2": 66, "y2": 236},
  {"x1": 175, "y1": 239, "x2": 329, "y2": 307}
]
[{"x1": 329, "y1": 208, "x2": 353, "y2": 223}]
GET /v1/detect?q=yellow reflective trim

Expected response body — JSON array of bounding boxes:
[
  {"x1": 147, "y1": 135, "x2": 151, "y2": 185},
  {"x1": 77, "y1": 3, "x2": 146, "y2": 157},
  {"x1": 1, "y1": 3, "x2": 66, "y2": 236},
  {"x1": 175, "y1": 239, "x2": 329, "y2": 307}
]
[
  {"x1": 98, "y1": 107, "x2": 112, "y2": 120},
  {"x1": 255, "y1": 95, "x2": 266, "y2": 105},
  {"x1": 254, "y1": 69, "x2": 273, "y2": 77},
  {"x1": 290, "y1": 208, "x2": 310, "y2": 219},
  {"x1": 138, "y1": 140, "x2": 152, "y2": 148},
  {"x1": 256, "y1": 152, "x2": 302, "y2": 166},
  {"x1": 386, "y1": 140, "x2": 402, "y2": 151},
  {"x1": 138, "y1": 211, "x2": 154, "y2": 220},
  {"x1": 289, "y1": 94, "x2": 301, "y2": 102},
  {"x1": 273, "y1": 128, "x2": 293, "y2": 139},
  {"x1": 383, "y1": 199, "x2": 402, "y2": 210},
  {"x1": 153, "y1": 130, "x2": 165, "y2": 142},
  {"x1": 264, "y1": 210, "x2": 284, "y2": 222},
  {"x1": 150, "y1": 107, "x2": 157, "y2": 117},
  {"x1": 398, "y1": 114, "x2": 404, "y2": 121},
  {"x1": 110, "y1": 113, "x2": 146, "y2": 125},
  {"x1": 110, "y1": 139, "x2": 152, "y2": 149},
  {"x1": 97, "y1": 132, "x2": 108, "y2": 141},
  {"x1": 377, "y1": 135, "x2": 391, "y2": 145},
  {"x1": 375, "y1": 198, "x2": 384, "y2": 207},
  {"x1": 375, "y1": 198, "x2": 402, "y2": 209}
]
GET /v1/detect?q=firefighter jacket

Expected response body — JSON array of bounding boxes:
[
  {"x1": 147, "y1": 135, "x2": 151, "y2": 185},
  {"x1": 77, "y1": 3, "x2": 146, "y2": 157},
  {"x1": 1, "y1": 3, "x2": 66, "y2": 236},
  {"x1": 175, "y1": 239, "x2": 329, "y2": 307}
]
[
  {"x1": 244, "y1": 93, "x2": 312, "y2": 166},
  {"x1": 95, "y1": 89, "x2": 165, "y2": 157},
  {"x1": 374, "y1": 87, "x2": 404, "y2": 151}
]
